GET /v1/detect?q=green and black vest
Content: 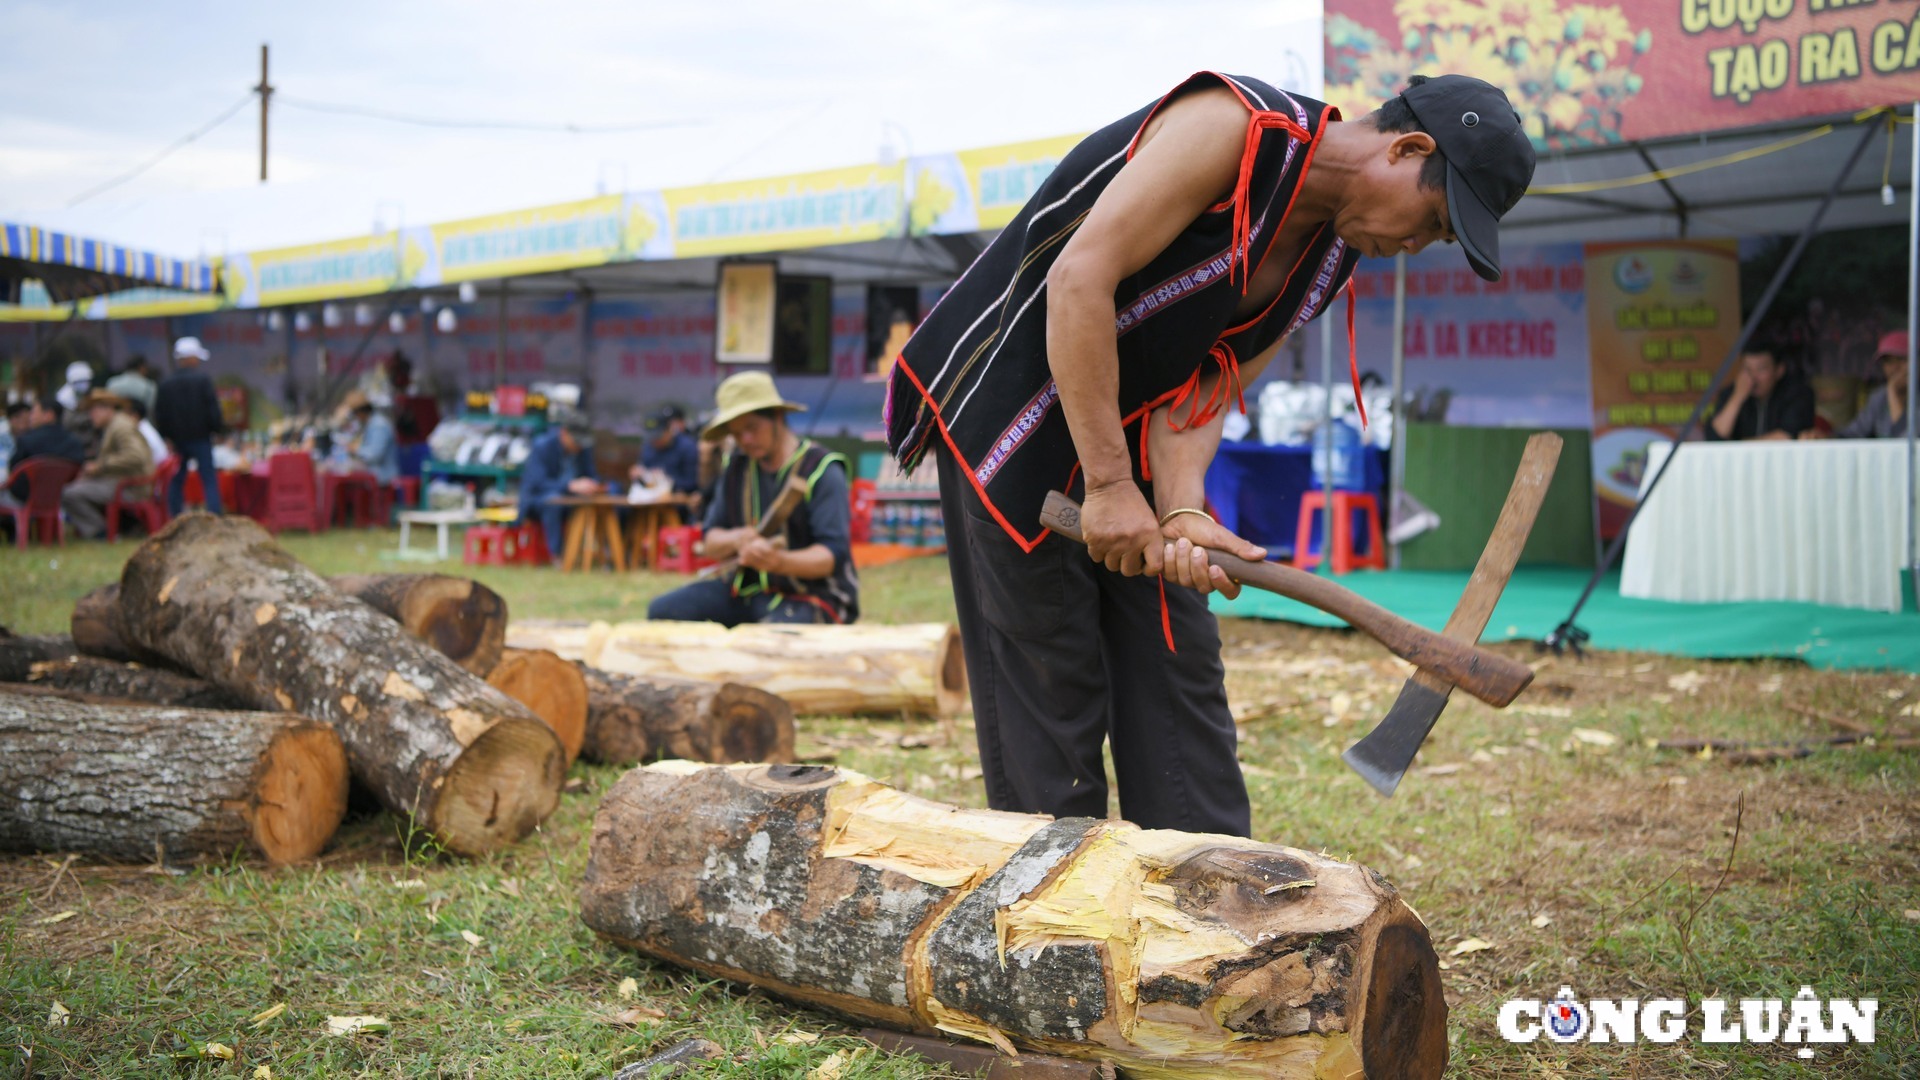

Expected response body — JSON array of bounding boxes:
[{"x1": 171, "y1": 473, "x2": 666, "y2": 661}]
[{"x1": 717, "y1": 439, "x2": 859, "y2": 624}]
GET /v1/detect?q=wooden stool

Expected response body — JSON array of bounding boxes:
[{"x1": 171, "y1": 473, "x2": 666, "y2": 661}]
[{"x1": 1294, "y1": 490, "x2": 1386, "y2": 574}]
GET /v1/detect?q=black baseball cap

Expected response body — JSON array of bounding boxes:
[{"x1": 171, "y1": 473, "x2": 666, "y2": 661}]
[
  {"x1": 1400, "y1": 74, "x2": 1536, "y2": 282},
  {"x1": 644, "y1": 404, "x2": 686, "y2": 431}
]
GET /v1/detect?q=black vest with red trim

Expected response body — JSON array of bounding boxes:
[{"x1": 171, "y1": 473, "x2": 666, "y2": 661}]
[
  {"x1": 715, "y1": 439, "x2": 859, "y2": 624},
  {"x1": 884, "y1": 71, "x2": 1359, "y2": 551}
]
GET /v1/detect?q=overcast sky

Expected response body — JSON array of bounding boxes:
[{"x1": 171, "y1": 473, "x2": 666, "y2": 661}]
[{"x1": 1, "y1": 0, "x2": 1322, "y2": 260}]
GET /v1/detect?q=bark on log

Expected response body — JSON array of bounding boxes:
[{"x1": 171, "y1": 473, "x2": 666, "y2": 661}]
[
  {"x1": 0, "y1": 632, "x2": 81, "y2": 683},
  {"x1": 329, "y1": 574, "x2": 508, "y2": 676},
  {"x1": 10, "y1": 654, "x2": 251, "y2": 711},
  {"x1": 70, "y1": 584, "x2": 174, "y2": 668},
  {"x1": 115, "y1": 514, "x2": 564, "y2": 856},
  {"x1": 576, "y1": 665, "x2": 793, "y2": 766},
  {"x1": 486, "y1": 648, "x2": 587, "y2": 766},
  {"x1": 510, "y1": 620, "x2": 967, "y2": 718},
  {"x1": 0, "y1": 687, "x2": 348, "y2": 864},
  {"x1": 582, "y1": 763, "x2": 1445, "y2": 1079}
]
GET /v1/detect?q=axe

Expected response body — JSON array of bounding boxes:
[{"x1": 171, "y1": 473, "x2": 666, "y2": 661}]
[
  {"x1": 697, "y1": 474, "x2": 808, "y2": 580},
  {"x1": 1343, "y1": 432, "x2": 1563, "y2": 796},
  {"x1": 1038, "y1": 491, "x2": 1535, "y2": 708}
]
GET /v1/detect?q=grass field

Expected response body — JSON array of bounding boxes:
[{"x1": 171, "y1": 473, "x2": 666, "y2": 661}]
[{"x1": 2, "y1": 529, "x2": 1916, "y2": 1078}]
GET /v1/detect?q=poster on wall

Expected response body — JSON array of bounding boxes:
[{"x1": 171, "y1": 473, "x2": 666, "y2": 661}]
[
  {"x1": 715, "y1": 261, "x2": 776, "y2": 364},
  {"x1": 1324, "y1": 0, "x2": 1920, "y2": 151},
  {"x1": 1584, "y1": 239, "x2": 1742, "y2": 536},
  {"x1": 1343, "y1": 242, "x2": 1591, "y2": 427}
]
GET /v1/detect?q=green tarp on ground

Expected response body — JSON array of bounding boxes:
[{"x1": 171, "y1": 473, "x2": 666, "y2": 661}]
[{"x1": 1210, "y1": 567, "x2": 1920, "y2": 673}]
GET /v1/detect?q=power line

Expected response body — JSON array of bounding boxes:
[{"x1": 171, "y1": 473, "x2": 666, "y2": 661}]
[
  {"x1": 66, "y1": 91, "x2": 259, "y2": 208},
  {"x1": 274, "y1": 94, "x2": 699, "y2": 134}
]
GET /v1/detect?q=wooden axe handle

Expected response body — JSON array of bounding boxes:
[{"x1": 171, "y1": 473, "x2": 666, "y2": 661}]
[
  {"x1": 699, "y1": 475, "x2": 810, "y2": 580},
  {"x1": 1038, "y1": 491, "x2": 1534, "y2": 707}
]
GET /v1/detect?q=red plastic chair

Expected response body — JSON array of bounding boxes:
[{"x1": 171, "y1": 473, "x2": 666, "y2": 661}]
[
  {"x1": 4, "y1": 459, "x2": 82, "y2": 549},
  {"x1": 265, "y1": 453, "x2": 324, "y2": 534},
  {"x1": 104, "y1": 472, "x2": 167, "y2": 541},
  {"x1": 1294, "y1": 491, "x2": 1386, "y2": 575}
]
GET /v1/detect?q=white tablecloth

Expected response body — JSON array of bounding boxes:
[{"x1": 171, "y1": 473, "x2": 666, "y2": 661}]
[{"x1": 1621, "y1": 440, "x2": 1915, "y2": 612}]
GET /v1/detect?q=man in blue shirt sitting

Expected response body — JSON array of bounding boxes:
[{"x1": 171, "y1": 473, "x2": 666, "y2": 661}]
[
  {"x1": 348, "y1": 399, "x2": 400, "y2": 483},
  {"x1": 631, "y1": 403, "x2": 702, "y2": 520},
  {"x1": 519, "y1": 411, "x2": 602, "y2": 559}
]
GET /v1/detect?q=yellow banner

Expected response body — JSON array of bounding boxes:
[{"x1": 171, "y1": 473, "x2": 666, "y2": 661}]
[
  {"x1": 955, "y1": 133, "x2": 1082, "y2": 231},
  {"x1": 663, "y1": 164, "x2": 905, "y2": 259},
  {"x1": 431, "y1": 195, "x2": 626, "y2": 283},
  {"x1": 247, "y1": 234, "x2": 400, "y2": 307}
]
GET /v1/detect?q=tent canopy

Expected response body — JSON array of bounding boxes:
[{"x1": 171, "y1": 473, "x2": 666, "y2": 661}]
[{"x1": 0, "y1": 221, "x2": 219, "y2": 305}]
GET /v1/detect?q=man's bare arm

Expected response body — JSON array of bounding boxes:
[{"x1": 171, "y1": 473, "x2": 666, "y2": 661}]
[{"x1": 1045, "y1": 86, "x2": 1251, "y2": 573}]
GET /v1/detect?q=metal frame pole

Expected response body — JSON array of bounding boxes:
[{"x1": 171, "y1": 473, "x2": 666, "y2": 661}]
[
  {"x1": 1388, "y1": 252, "x2": 1408, "y2": 569},
  {"x1": 1908, "y1": 101, "x2": 1918, "y2": 611}
]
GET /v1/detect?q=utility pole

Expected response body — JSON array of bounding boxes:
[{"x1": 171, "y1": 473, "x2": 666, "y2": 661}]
[{"x1": 257, "y1": 44, "x2": 273, "y2": 182}]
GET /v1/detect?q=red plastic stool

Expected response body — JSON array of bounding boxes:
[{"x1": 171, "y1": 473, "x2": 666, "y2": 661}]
[
  {"x1": 507, "y1": 522, "x2": 551, "y2": 566},
  {"x1": 393, "y1": 476, "x2": 421, "y2": 510},
  {"x1": 463, "y1": 524, "x2": 514, "y2": 565},
  {"x1": 1294, "y1": 491, "x2": 1386, "y2": 574},
  {"x1": 654, "y1": 525, "x2": 713, "y2": 574}
]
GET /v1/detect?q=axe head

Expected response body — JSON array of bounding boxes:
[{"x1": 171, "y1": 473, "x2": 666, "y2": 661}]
[{"x1": 1342, "y1": 677, "x2": 1451, "y2": 798}]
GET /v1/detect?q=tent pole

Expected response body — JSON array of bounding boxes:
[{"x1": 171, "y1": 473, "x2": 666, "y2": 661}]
[
  {"x1": 1908, "y1": 101, "x2": 1918, "y2": 612},
  {"x1": 1543, "y1": 117, "x2": 1884, "y2": 654},
  {"x1": 1319, "y1": 307, "x2": 1334, "y2": 575},
  {"x1": 1388, "y1": 252, "x2": 1407, "y2": 569}
]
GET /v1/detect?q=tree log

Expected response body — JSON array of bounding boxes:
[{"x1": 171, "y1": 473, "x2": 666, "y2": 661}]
[
  {"x1": 582, "y1": 763, "x2": 1445, "y2": 1079},
  {"x1": 115, "y1": 514, "x2": 564, "y2": 856},
  {"x1": 70, "y1": 584, "x2": 174, "y2": 668},
  {"x1": 576, "y1": 665, "x2": 793, "y2": 766},
  {"x1": 329, "y1": 573, "x2": 508, "y2": 676},
  {"x1": 510, "y1": 621, "x2": 967, "y2": 717},
  {"x1": 486, "y1": 648, "x2": 587, "y2": 766},
  {"x1": 0, "y1": 687, "x2": 348, "y2": 864},
  {"x1": 0, "y1": 632, "x2": 81, "y2": 683},
  {"x1": 10, "y1": 654, "x2": 251, "y2": 711}
]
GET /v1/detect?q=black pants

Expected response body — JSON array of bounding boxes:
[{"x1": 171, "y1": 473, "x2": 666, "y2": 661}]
[{"x1": 936, "y1": 449, "x2": 1250, "y2": 836}]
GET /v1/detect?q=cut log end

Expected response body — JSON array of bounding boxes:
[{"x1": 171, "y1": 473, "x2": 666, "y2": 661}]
[
  {"x1": 486, "y1": 648, "x2": 587, "y2": 765},
  {"x1": 1359, "y1": 916, "x2": 1447, "y2": 1080},
  {"x1": 709, "y1": 684, "x2": 796, "y2": 764},
  {"x1": 331, "y1": 573, "x2": 508, "y2": 676},
  {"x1": 252, "y1": 724, "x2": 352, "y2": 864},
  {"x1": 430, "y1": 717, "x2": 565, "y2": 856}
]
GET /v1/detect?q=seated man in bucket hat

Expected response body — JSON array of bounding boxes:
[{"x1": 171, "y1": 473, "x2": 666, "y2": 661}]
[{"x1": 648, "y1": 371, "x2": 859, "y2": 625}]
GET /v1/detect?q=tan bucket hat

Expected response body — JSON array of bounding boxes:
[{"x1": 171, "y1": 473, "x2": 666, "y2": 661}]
[{"x1": 701, "y1": 371, "x2": 806, "y2": 441}]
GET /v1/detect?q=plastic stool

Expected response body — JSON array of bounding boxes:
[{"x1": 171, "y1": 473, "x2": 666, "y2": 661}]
[
  {"x1": 654, "y1": 525, "x2": 713, "y2": 574},
  {"x1": 1294, "y1": 491, "x2": 1386, "y2": 574},
  {"x1": 508, "y1": 522, "x2": 551, "y2": 566},
  {"x1": 463, "y1": 524, "x2": 513, "y2": 566}
]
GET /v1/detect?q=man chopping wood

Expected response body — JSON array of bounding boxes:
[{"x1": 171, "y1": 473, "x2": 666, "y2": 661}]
[
  {"x1": 649, "y1": 372, "x2": 859, "y2": 626},
  {"x1": 884, "y1": 72, "x2": 1535, "y2": 835}
]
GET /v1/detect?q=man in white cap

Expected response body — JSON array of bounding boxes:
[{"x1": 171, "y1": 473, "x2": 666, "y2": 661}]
[
  {"x1": 54, "y1": 361, "x2": 94, "y2": 413},
  {"x1": 648, "y1": 371, "x2": 858, "y2": 625},
  {"x1": 154, "y1": 336, "x2": 226, "y2": 516}
]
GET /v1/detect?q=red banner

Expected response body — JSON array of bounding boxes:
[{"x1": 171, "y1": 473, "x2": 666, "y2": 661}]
[{"x1": 1326, "y1": 0, "x2": 1920, "y2": 150}]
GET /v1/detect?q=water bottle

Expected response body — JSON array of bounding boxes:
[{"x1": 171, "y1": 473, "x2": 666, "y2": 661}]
[{"x1": 1311, "y1": 419, "x2": 1364, "y2": 491}]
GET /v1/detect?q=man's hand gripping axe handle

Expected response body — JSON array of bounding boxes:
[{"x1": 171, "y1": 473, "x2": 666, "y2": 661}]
[{"x1": 1038, "y1": 491, "x2": 1535, "y2": 708}]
